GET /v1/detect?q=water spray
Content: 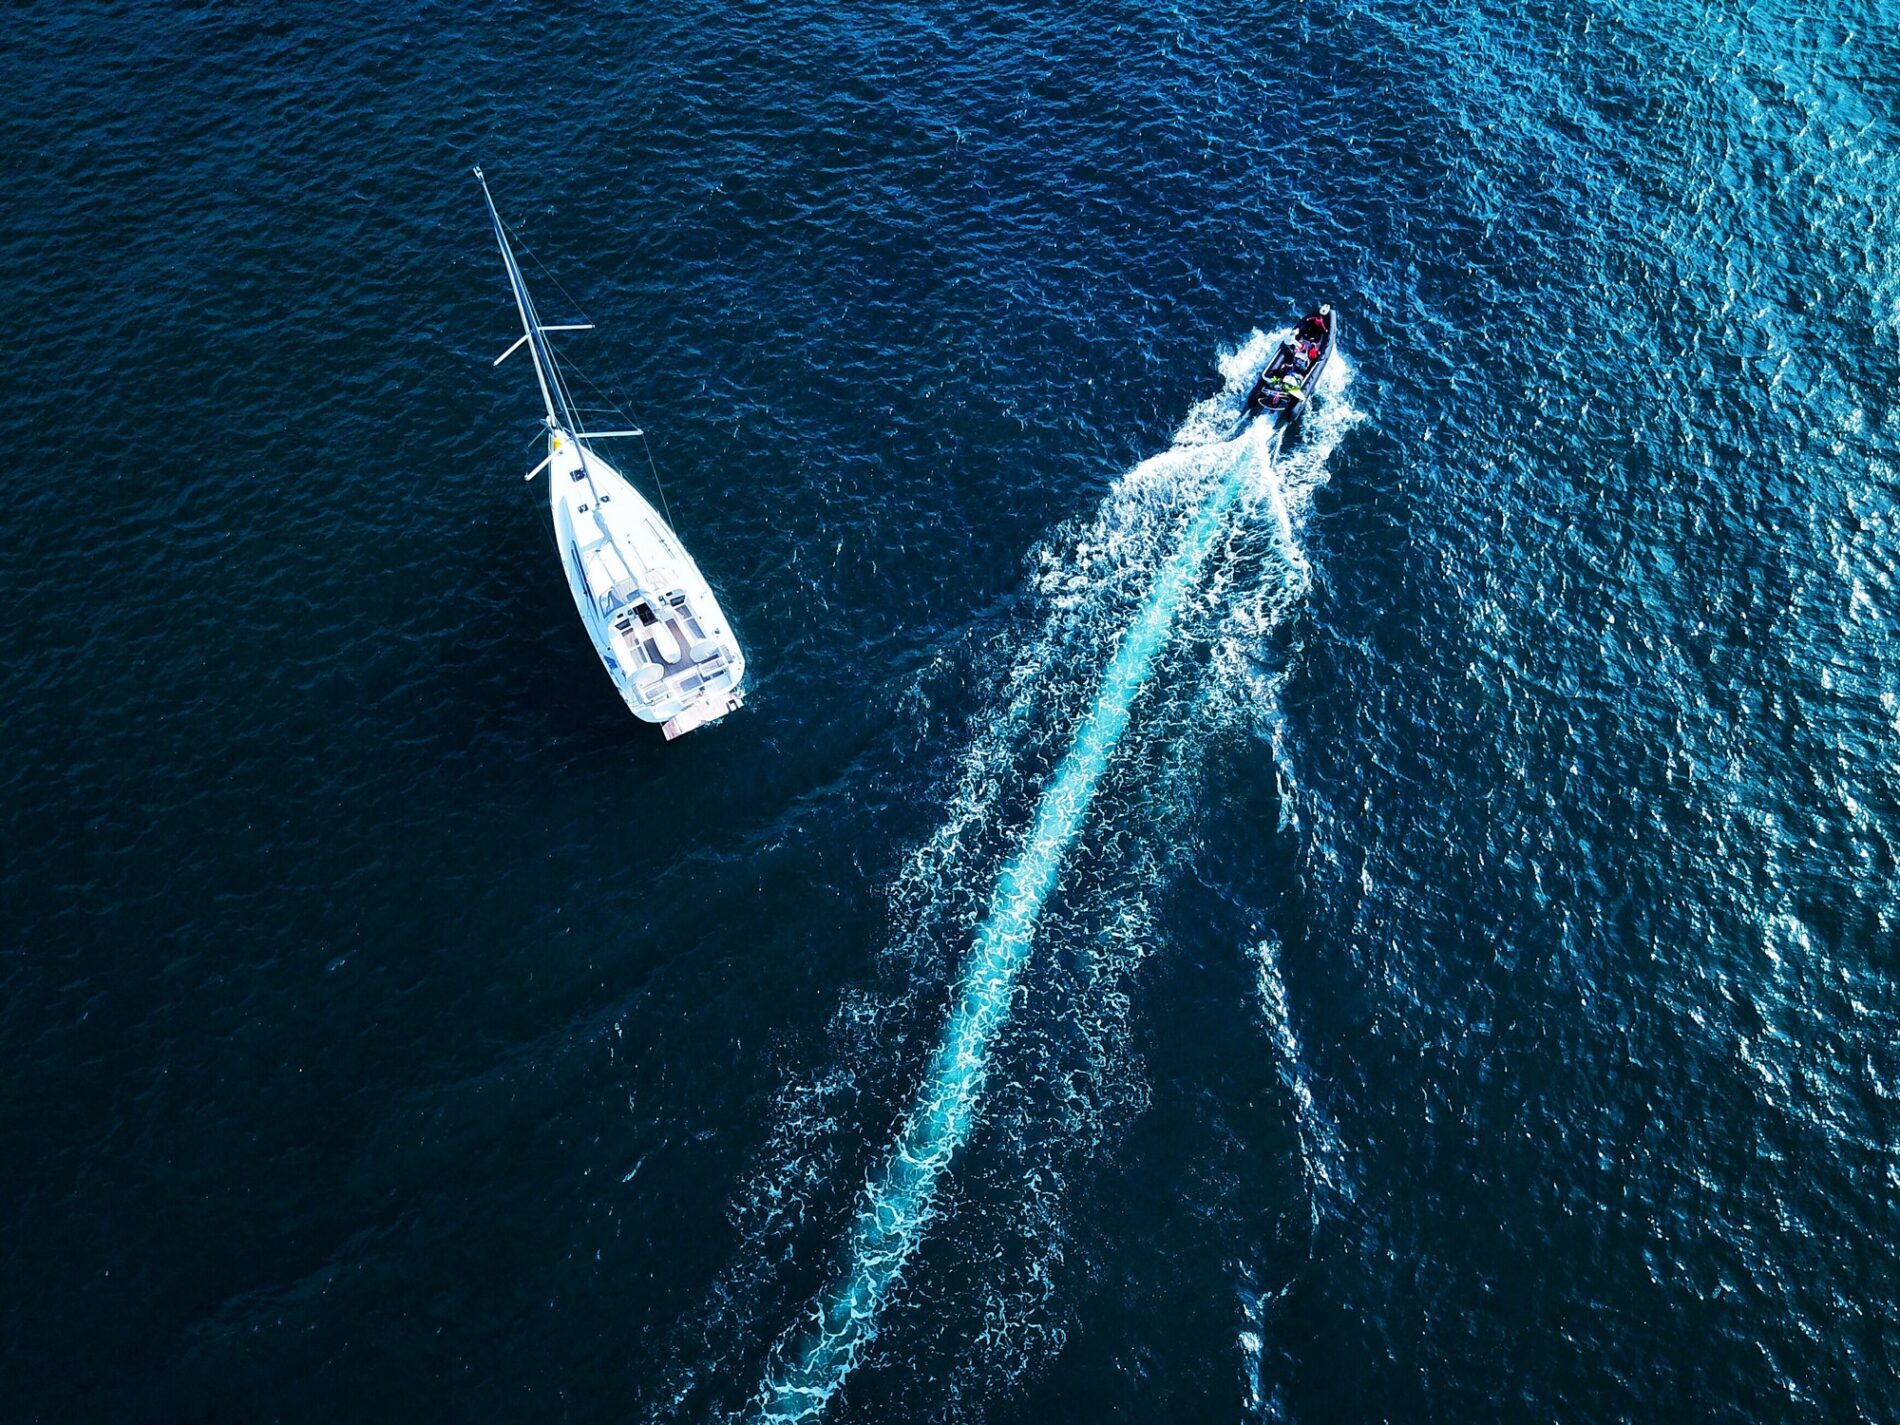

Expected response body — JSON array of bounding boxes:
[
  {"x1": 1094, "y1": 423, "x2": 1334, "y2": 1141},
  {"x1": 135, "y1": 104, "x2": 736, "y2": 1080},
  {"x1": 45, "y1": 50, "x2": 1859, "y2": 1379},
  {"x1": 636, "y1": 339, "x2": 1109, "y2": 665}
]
[{"x1": 753, "y1": 421, "x2": 1284, "y2": 1422}]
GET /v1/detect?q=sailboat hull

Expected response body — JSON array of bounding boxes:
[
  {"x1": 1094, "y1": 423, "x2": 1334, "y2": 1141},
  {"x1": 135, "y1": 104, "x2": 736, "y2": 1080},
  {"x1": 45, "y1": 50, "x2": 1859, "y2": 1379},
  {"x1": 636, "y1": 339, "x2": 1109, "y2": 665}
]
[{"x1": 546, "y1": 432, "x2": 746, "y2": 737}]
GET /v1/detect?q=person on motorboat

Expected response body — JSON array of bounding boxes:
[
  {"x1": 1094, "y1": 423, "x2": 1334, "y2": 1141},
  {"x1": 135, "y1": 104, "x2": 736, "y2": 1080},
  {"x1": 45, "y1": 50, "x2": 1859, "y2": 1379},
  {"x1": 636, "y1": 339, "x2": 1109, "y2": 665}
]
[
  {"x1": 1269, "y1": 374, "x2": 1307, "y2": 406},
  {"x1": 1296, "y1": 304, "x2": 1331, "y2": 346}
]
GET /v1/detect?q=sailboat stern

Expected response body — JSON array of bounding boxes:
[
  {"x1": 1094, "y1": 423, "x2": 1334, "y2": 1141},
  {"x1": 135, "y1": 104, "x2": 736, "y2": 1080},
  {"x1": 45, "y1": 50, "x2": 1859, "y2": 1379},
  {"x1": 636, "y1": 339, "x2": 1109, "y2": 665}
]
[
  {"x1": 663, "y1": 688, "x2": 744, "y2": 741},
  {"x1": 597, "y1": 570, "x2": 747, "y2": 737}
]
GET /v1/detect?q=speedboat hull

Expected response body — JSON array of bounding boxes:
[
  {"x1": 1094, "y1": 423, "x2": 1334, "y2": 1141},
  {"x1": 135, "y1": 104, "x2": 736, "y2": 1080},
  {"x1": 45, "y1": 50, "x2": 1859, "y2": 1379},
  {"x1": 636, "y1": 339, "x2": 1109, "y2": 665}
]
[{"x1": 1242, "y1": 306, "x2": 1337, "y2": 439}]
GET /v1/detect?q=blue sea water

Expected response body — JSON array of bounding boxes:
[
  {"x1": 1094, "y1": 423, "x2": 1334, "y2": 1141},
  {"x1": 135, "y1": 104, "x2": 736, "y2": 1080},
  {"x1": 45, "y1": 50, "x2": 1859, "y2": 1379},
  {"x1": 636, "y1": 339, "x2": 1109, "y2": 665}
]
[{"x1": 4, "y1": 2, "x2": 1898, "y2": 1422}]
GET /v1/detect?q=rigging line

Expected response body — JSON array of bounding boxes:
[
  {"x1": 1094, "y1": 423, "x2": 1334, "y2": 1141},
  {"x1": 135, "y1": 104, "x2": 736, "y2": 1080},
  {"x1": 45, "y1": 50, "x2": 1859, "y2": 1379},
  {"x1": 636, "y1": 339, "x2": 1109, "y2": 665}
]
[
  {"x1": 565, "y1": 360, "x2": 676, "y2": 529},
  {"x1": 494, "y1": 211, "x2": 581, "y2": 431},
  {"x1": 566, "y1": 362, "x2": 638, "y2": 426},
  {"x1": 496, "y1": 211, "x2": 681, "y2": 533},
  {"x1": 504, "y1": 217, "x2": 594, "y2": 328},
  {"x1": 503, "y1": 215, "x2": 645, "y2": 437},
  {"x1": 495, "y1": 210, "x2": 598, "y2": 451},
  {"x1": 639, "y1": 432, "x2": 678, "y2": 532}
]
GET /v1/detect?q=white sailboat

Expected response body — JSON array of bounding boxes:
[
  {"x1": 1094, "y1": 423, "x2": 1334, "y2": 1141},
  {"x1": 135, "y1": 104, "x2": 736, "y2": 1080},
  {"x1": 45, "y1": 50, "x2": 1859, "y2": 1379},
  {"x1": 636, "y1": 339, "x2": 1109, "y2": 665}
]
[{"x1": 476, "y1": 167, "x2": 745, "y2": 739}]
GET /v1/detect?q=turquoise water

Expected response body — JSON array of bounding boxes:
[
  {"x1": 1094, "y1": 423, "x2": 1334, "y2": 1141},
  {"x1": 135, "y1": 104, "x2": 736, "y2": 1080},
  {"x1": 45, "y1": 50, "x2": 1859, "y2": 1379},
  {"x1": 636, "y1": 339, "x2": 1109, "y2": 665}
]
[{"x1": 4, "y1": 2, "x2": 1897, "y2": 1422}]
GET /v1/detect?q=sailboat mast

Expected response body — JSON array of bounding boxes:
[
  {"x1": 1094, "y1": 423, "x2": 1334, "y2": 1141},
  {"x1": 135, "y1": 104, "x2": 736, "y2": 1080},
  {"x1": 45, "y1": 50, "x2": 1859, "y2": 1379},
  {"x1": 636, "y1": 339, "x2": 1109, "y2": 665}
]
[{"x1": 475, "y1": 166, "x2": 574, "y2": 434}]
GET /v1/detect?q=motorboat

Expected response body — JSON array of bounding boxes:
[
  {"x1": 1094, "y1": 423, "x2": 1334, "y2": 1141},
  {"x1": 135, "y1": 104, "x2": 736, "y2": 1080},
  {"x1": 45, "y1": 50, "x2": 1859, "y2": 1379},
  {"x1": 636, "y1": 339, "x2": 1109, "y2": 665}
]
[{"x1": 1243, "y1": 304, "x2": 1337, "y2": 436}]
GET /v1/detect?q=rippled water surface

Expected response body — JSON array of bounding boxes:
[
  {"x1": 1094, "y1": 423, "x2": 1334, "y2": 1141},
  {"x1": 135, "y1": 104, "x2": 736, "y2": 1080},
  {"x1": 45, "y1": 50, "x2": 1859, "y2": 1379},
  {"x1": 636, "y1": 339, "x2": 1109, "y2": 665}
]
[{"x1": 4, "y1": 2, "x2": 1897, "y2": 1421}]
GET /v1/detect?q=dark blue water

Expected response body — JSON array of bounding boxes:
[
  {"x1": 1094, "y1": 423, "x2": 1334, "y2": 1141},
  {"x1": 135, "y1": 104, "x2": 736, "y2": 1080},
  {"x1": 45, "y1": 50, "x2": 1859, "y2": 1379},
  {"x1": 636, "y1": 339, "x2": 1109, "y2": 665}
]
[{"x1": 5, "y1": 3, "x2": 1897, "y2": 1421}]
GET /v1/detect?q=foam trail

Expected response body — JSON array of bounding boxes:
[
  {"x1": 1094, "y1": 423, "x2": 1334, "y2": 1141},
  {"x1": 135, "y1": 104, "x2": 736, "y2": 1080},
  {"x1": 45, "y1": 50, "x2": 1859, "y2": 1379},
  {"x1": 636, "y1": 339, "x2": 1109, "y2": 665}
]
[
  {"x1": 1261, "y1": 459, "x2": 1306, "y2": 576},
  {"x1": 752, "y1": 427, "x2": 1272, "y2": 1423},
  {"x1": 1253, "y1": 935, "x2": 1350, "y2": 1224}
]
